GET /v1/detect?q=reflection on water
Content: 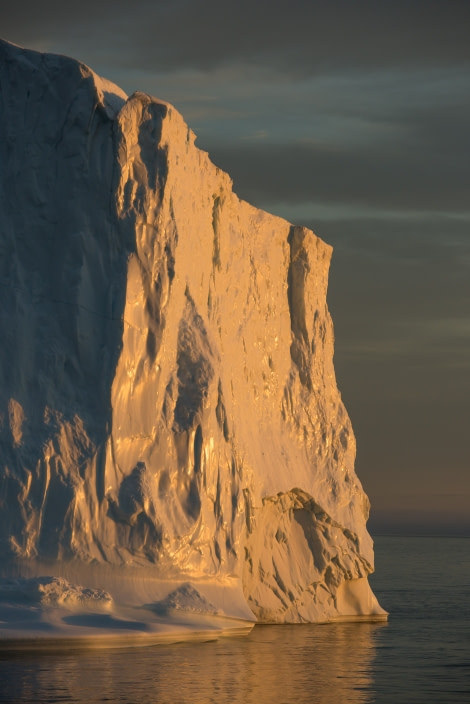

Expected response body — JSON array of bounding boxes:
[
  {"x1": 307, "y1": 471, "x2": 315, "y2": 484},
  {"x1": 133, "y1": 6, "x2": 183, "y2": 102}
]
[
  {"x1": 4, "y1": 537, "x2": 466, "y2": 703},
  {"x1": 0, "y1": 622, "x2": 386, "y2": 703}
]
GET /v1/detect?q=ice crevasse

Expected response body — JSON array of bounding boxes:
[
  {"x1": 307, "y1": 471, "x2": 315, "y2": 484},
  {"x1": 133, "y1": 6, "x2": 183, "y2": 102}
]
[{"x1": 0, "y1": 39, "x2": 386, "y2": 643}]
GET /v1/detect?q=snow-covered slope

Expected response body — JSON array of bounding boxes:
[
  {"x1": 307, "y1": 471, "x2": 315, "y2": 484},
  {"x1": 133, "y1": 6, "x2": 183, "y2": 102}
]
[{"x1": 0, "y1": 40, "x2": 385, "y2": 641}]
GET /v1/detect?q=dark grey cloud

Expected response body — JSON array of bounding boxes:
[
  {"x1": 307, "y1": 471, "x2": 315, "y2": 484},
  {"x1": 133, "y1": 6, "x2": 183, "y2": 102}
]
[
  {"x1": 322, "y1": 217, "x2": 470, "y2": 399},
  {"x1": 207, "y1": 125, "x2": 470, "y2": 213},
  {"x1": 117, "y1": 0, "x2": 470, "y2": 74},
  {"x1": 197, "y1": 59, "x2": 470, "y2": 214},
  {"x1": 3, "y1": 0, "x2": 470, "y2": 76}
]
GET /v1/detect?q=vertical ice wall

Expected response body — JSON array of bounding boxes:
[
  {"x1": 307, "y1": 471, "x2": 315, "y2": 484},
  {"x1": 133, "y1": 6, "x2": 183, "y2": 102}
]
[{"x1": 0, "y1": 40, "x2": 384, "y2": 622}]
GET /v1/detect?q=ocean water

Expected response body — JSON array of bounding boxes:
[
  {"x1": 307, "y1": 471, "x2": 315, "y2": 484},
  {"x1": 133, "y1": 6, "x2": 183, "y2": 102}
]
[{"x1": 0, "y1": 536, "x2": 468, "y2": 703}]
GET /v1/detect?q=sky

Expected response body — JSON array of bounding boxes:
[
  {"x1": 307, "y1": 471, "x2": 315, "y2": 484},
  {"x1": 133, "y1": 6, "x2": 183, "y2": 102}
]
[{"x1": 3, "y1": 0, "x2": 470, "y2": 535}]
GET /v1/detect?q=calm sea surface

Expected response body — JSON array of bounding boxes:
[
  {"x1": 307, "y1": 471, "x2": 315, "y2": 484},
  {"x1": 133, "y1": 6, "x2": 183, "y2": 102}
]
[{"x1": 0, "y1": 536, "x2": 468, "y2": 703}]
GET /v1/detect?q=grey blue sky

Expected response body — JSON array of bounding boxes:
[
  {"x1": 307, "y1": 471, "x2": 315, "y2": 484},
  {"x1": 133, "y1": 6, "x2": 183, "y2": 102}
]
[{"x1": 3, "y1": 0, "x2": 470, "y2": 534}]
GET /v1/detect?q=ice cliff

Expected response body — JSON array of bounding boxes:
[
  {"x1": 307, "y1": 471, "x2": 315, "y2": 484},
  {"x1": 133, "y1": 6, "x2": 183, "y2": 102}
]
[{"x1": 0, "y1": 40, "x2": 385, "y2": 638}]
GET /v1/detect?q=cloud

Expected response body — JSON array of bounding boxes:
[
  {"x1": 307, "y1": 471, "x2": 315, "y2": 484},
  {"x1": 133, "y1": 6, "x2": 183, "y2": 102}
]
[
  {"x1": 190, "y1": 63, "x2": 470, "y2": 215},
  {"x1": 241, "y1": 130, "x2": 269, "y2": 141},
  {"x1": 3, "y1": 0, "x2": 470, "y2": 77},
  {"x1": 321, "y1": 216, "x2": 470, "y2": 355},
  {"x1": 208, "y1": 130, "x2": 470, "y2": 213}
]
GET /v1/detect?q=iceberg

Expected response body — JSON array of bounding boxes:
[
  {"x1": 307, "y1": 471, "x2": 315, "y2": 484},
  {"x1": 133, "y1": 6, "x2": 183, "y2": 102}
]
[{"x1": 0, "y1": 39, "x2": 386, "y2": 646}]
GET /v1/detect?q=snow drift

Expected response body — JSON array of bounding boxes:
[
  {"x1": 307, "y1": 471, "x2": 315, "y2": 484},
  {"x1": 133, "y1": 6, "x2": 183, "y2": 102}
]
[{"x1": 0, "y1": 39, "x2": 385, "y2": 643}]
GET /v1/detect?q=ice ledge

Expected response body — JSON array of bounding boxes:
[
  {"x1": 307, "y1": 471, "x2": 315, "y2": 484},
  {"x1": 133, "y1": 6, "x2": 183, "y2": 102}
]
[
  {"x1": 0, "y1": 572, "x2": 255, "y2": 649},
  {"x1": 0, "y1": 571, "x2": 385, "y2": 648}
]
